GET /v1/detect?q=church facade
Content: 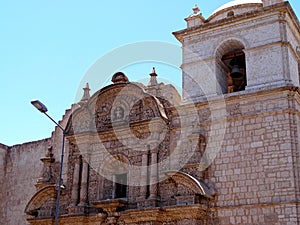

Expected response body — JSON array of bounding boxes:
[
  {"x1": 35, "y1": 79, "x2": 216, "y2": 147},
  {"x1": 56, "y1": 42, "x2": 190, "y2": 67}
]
[{"x1": 1, "y1": 0, "x2": 300, "y2": 224}]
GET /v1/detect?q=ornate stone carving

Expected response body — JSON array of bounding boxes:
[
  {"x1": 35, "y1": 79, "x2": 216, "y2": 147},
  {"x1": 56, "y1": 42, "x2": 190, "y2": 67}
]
[
  {"x1": 94, "y1": 84, "x2": 165, "y2": 132},
  {"x1": 228, "y1": 103, "x2": 242, "y2": 116},
  {"x1": 35, "y1": 146, "x2": 56, "y2": 190},
  {"x1": 72, "y1": 109, "x2": 91, "y2": 133}
]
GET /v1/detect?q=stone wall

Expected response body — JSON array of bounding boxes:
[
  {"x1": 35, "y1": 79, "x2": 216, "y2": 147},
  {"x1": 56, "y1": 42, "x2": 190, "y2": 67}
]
[
  {"x1": 0, "y1": 106, "x2": 72, "y2": 225},
  {"x1": 1, "y1": 139, "x2": 49, "y2": 225},
  {"x1": 205, "y1": 87, "x2": 300, "y2": 224},
  {"x1": 2, "y1": 88, "x2": 300, "y2": 225},
  {"x1": 0, "y1": 144, "x2": 8, "y2": 224}
]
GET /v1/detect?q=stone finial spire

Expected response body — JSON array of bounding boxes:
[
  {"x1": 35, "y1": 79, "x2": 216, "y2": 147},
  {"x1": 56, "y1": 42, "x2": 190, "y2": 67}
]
[
  {"x1": 148, "y1": 67, "x2": 158, "y2": 86},
  {"x1": 185, "y1": 4, "x2": 205, "y2": 28},
  {"x1": 192, "y1": 4, "x2": 200, "y2": 15},
  {"x1": 80, "y1": 83, "x2": 90, "y2": 103}
]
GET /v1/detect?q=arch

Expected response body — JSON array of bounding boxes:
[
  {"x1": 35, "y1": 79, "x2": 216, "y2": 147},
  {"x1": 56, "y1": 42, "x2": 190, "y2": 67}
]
[
  {"x1": 100, "y1": 153, "x2": 131, "y2": 176},
  {"x1": 24, "y1": 185, "x2": 66, "y2": 216},
  {"x1": 164, "y1": 171, "x2": 214, "y2": 199},
  {"x1": 227, "y1": 11, "x2": 235, "y2": 17},
  {"x1": 215, "y1": 38, "x2": 247, "y2": 59},
  {"x1": 215, "y1": 38, "x2": 248, "y2": 94}
]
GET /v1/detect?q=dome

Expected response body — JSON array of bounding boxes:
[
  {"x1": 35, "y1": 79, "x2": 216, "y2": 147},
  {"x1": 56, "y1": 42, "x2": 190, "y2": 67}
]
[{"x1": 211, "y1": 0, "x2": 262, "y2": 15}]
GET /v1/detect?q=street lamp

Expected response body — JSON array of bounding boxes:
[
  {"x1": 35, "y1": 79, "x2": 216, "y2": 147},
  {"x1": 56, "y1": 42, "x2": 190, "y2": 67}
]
[{"x1": 31, "y1": 99, "x2": 66, "y2": 225}]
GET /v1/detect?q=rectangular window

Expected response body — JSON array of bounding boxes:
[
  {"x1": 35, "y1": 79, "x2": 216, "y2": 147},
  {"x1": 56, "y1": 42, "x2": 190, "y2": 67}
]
[{"x1": 115, "y1": 173, "x2": 127, "y2": 198}]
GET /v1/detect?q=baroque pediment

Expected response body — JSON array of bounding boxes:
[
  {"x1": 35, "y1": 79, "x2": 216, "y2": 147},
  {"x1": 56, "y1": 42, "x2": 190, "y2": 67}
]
[{"x1": 66, "y1": 81, "x2": 168, "y2": 135}]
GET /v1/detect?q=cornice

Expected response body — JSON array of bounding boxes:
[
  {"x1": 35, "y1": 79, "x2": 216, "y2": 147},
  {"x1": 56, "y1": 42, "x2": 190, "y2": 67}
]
[{"x1": 173, "y1": 2, "x2": 299, "y2": 43}]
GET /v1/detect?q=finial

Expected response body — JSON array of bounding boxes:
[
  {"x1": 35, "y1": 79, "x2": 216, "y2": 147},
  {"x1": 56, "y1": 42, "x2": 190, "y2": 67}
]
[
  {"x1": 148, "y1": 67, "x2": 158, "y2": 86},
  {"x1": 192, "y1": 4, "x2": 200, "y2": 14},
  {"x1": 151, "y1": 67, "x2": 156, "y2": 75},
  {"x1": 112, "y1": 72, "x2": 129, "y2": 83},
  {"x1": 80, "y1": 82, "x2": 90, "y2": 103},
  {"x1": 45, "y1": 146, "x2": 53, "y2": 158}
]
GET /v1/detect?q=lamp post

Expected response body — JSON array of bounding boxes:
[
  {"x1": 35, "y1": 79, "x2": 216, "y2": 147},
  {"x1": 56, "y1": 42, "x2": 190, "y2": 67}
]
[{"x1": 31, "y1": 100, "x2": 66, "y2": 225}]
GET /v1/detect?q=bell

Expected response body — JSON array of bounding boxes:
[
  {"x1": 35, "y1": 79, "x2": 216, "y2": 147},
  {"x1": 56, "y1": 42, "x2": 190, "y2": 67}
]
[{"x1": 230, "y1": 64, "x2": 243, "y2": 78}]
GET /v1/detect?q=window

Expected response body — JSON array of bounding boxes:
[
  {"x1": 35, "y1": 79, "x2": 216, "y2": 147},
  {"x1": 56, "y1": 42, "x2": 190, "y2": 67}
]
[
  {"x1": 227, "y1": 11, "x2": 234, "y2": 17},
  {"x1": 115, "y1": 173, "x2": 127, "y2": 198}
]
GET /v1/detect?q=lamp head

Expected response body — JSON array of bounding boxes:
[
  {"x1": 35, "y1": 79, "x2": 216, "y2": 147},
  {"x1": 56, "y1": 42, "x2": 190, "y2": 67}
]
[{"x1": 31, "y1": 100, "x2": 48, "y2": 113}]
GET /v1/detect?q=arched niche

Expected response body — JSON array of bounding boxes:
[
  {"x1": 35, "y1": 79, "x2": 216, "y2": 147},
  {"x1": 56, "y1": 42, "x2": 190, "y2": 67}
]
[{"x1": 215, "y1": 39, "x2": 247, "y2": 94}]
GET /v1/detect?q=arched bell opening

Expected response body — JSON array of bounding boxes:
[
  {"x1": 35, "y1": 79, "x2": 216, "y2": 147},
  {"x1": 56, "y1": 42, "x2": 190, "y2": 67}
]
[
  {"x1": 215, "y1": 39, "x2": 247, "y2": 94},
  {"x1": 222, "y1": 50, "x2": 247, "y2": 93}
]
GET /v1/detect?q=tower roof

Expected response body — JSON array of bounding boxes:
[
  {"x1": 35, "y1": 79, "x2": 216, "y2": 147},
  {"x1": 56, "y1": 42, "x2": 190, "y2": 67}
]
[{"x1": 211, "y1": 0, "x2": 262, "y2": 15}]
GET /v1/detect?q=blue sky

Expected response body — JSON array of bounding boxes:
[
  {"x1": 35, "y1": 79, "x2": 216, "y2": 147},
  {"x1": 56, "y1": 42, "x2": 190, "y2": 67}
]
[{"x1": 1, "y1": 1, "x2": 299, "y2": 146}]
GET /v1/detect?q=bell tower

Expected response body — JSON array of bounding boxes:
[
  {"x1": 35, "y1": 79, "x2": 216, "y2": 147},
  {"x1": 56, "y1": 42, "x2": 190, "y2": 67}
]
[
  {"x1": 173, "y1": 1, "x2": 300, "y2": 224},
  {"x1": 174, "y1": 0, "x2": 300, "y2": 101}
]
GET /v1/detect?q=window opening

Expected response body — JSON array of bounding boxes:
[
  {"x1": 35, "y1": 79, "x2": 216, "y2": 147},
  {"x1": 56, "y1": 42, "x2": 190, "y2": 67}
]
[
  {"x1": 222, "y1": 50, "x2": 247, "y2": 93},
  {"x1": 227, "y1": 11, "x2": 234, "y2": 17},
  {"x1": 115, "y1": 173, "x2": 128, "y2": 198}
]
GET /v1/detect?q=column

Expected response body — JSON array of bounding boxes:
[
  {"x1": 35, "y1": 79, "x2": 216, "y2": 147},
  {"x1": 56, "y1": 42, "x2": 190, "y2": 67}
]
[
  {"x1": 149, "y1": 151, "x2": 158, "y2": 199},
  {"x1": 97, "y1": 176, "x2": 104, "y2": 200},
  {"x1": 112, "y1": 175, "x2": 116, "y2": 199},
  {"x1": 78, "y1": 160, "x2": 89, "y2": 206},
  {"x1": 70, "y1": 160, "x2": 80, "y2": 206},
  {"x1": 139, "y1": 153, "x2": 148, "y2": 198}
]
